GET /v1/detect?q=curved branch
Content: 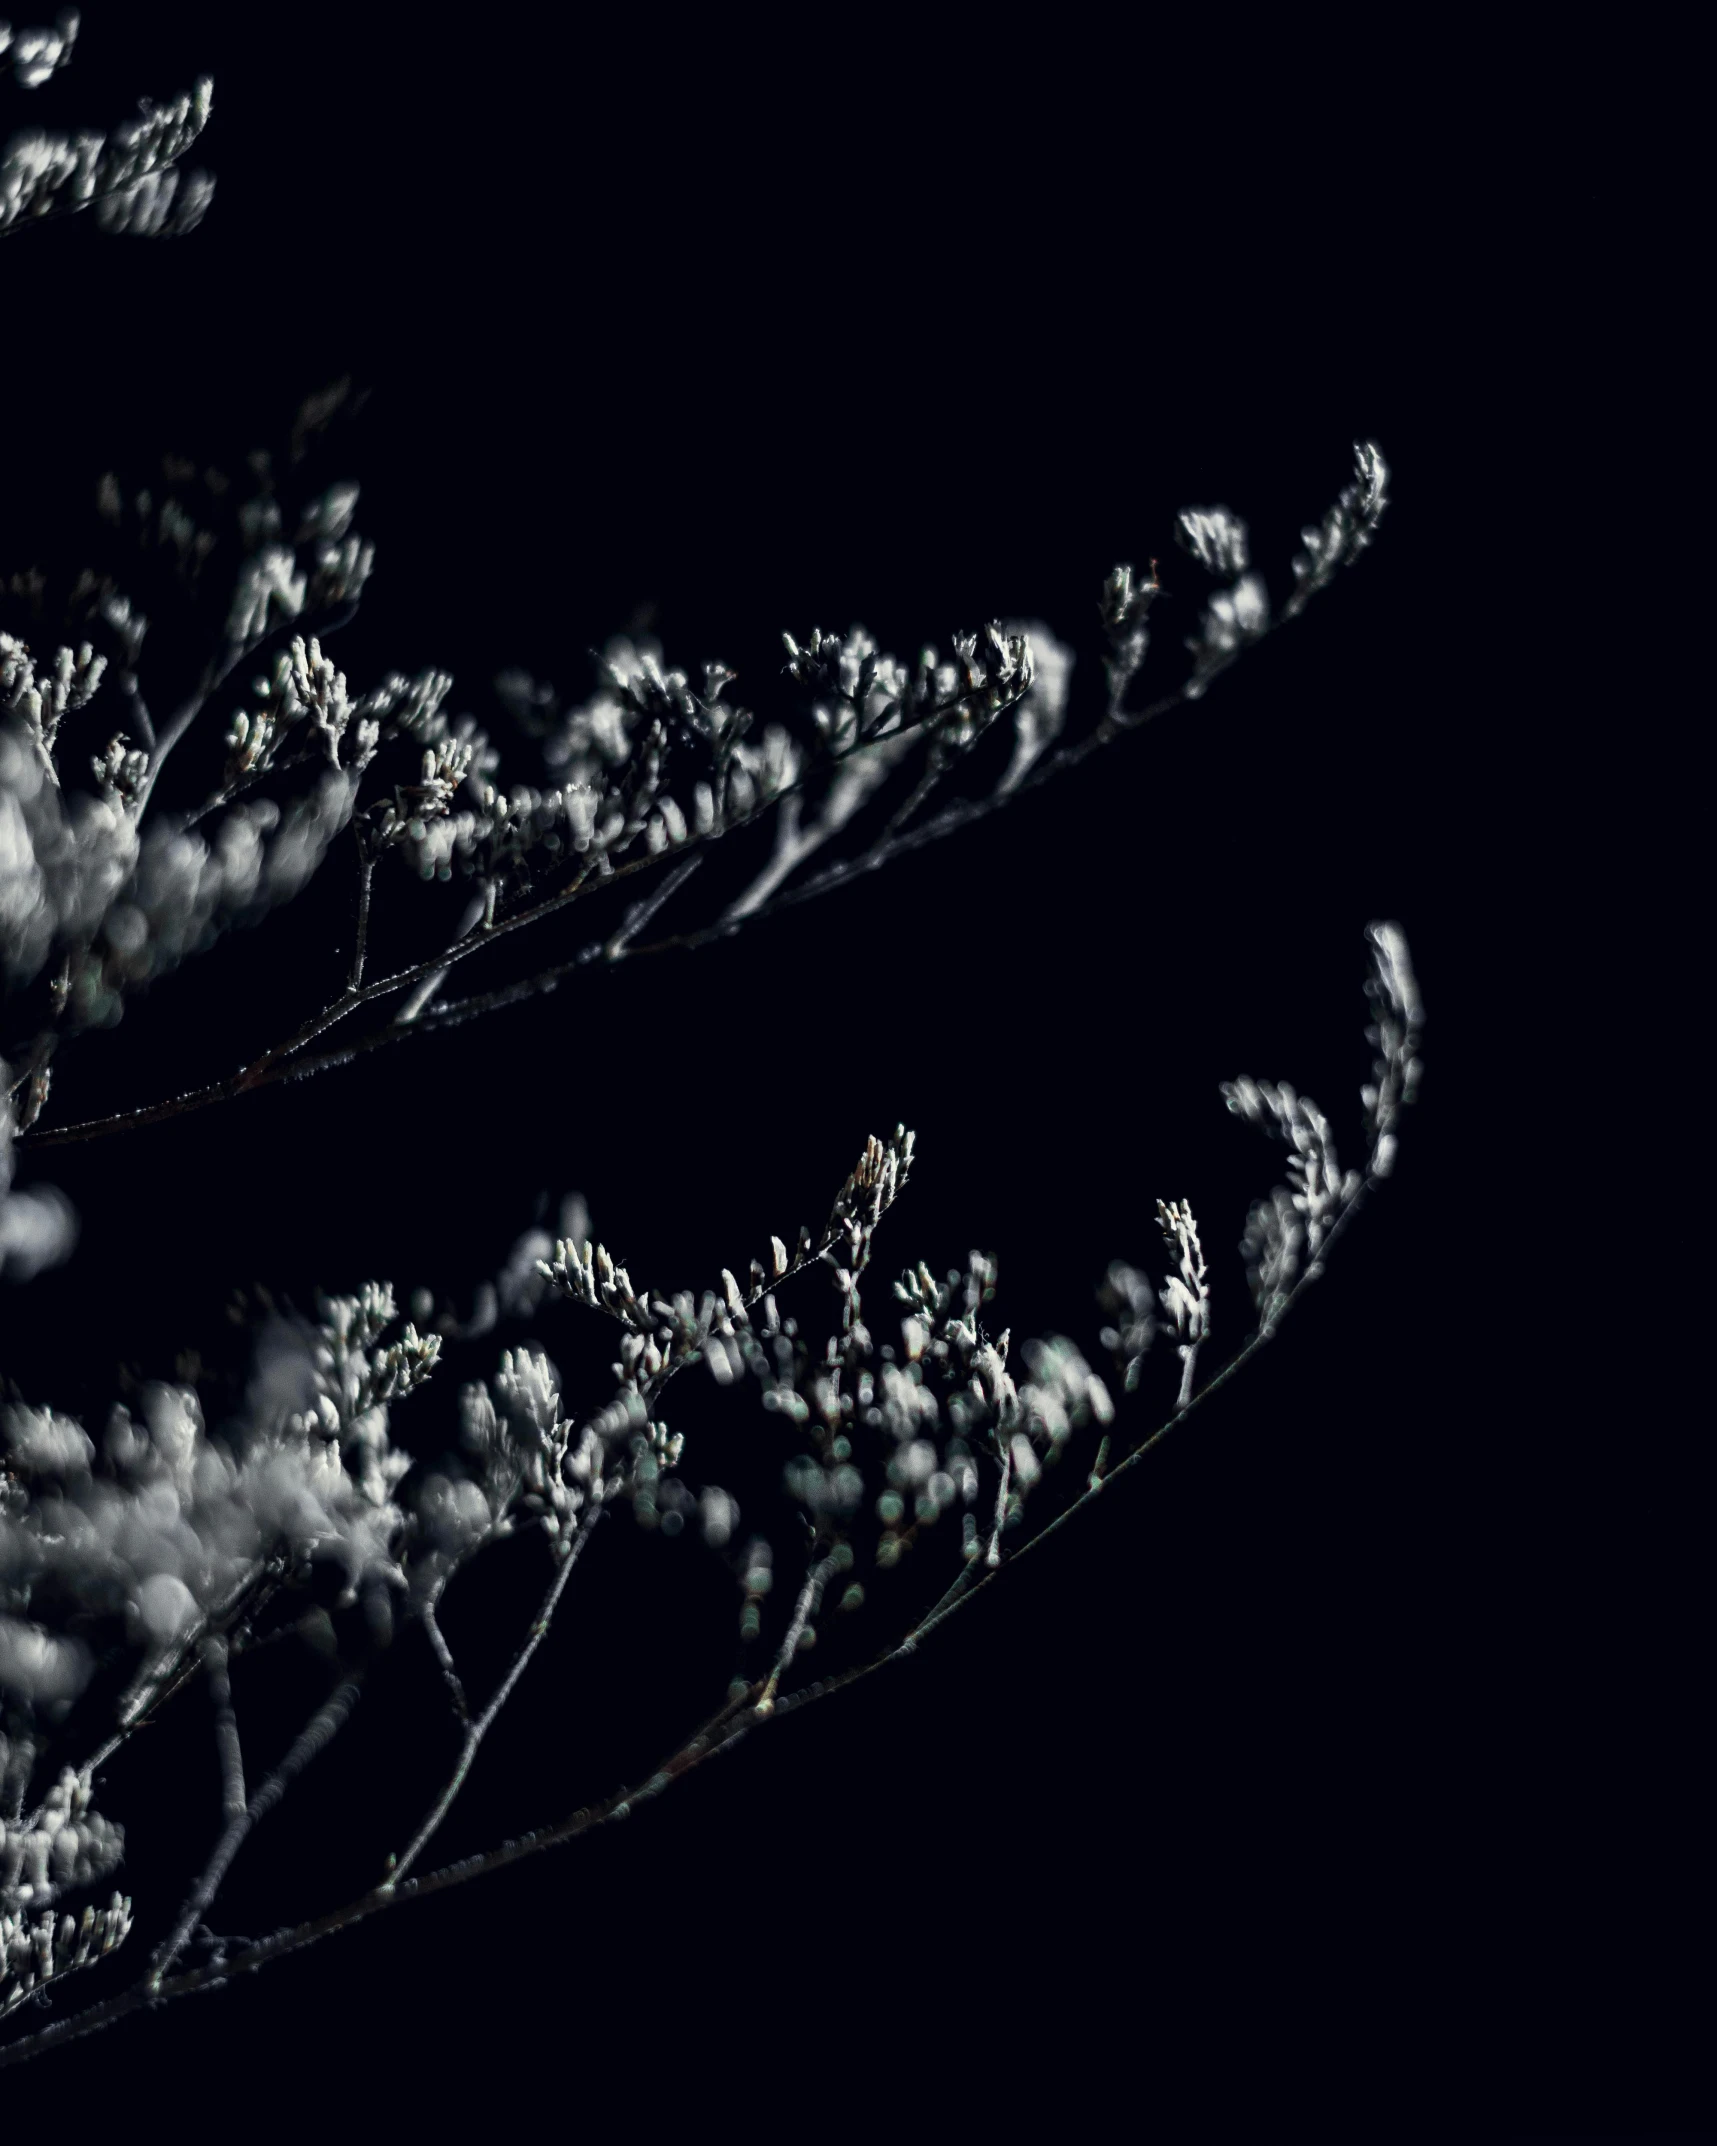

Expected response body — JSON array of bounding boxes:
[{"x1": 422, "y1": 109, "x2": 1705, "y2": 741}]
[
  {"x1": 0, "y1": 1142, "x2": 1394, "y2": 2071},
  {"x1": 21, "y1": 658, "x2": 1205, "y2": 1147}
]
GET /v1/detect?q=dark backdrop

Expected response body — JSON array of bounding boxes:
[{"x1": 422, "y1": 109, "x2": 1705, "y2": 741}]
[{"x1": 0, "y1": 8, "x2": 1689, "y2": 2139}]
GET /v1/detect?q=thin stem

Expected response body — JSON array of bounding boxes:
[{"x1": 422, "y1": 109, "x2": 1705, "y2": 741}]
[
  {"x1": 987, "y1": 1433, "x2": 1014, "y2": 1567},
  {"x1": 26, "y1": 834, "x2": 665, "y2": 1142},
  {"x1": 203, "y1": 1636, "x2": 245, "y2": 1823},
  {"x1": 418, "y1": 1597, "x2": 470, "y2": 1725},
  {"x1": 67, "y1": 1561, "x2": 287, "y2": 1798},
  {"x1": 754, "y1": 1550, "x2": 843, "y2": 1716},
  {"x1": 603, "y1": 851, "x2": 702, "y2": 960},
  {"x1": 892, "y1": 1556, "x2": 982, "y2": 1658},
  {"x1": 872, "y1": 754, "x2": 947, "y2": 851},
  {"x1": 0, "y1": 1676, "x2": 770, "y2": 2073},
  {"x1": 145, "y1": 1669, "x2": 365, "y2": 1994},
  {"x1": 348, "y1": 836, "x2": 375, "y2": 990},
  {"x1": 378, "y1": 1494, "x2": 603, "y2": 1893}
]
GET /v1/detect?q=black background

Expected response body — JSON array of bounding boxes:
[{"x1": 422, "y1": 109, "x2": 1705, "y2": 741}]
[{"x1": 0, "y1": 7, "x2": 1692, "y2": 2139}]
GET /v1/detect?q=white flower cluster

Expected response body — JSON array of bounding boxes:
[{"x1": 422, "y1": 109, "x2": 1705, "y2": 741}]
[
  {"x1": 1, "y1": 1763, "x2": 120, "y2": 1909},
  {"x1": 781, "y1": 619, "x2": 1035, "y2": 752},
  {"x1": 1361, "y1": 918, "x2": 1425, "y2": 1176},
  {"x1": 0, "y1": 10, "x2": 76, "y2": 91},
  {"x1": 91, "y1": 160, "x2": 213, "y2": 240},
  {"x1": 0, "y1": 408, "x2": 404, "y2": 1040},
  {"x1": 0, "y1": 1881, "x2": 132, "y2": 2021},
  {"x1": 1094, "y1": 558, "x2": 1163, "y2": 722},
  {"x1": 890, "y1": 1250, "x2": 1116, "y2": 1560},
  {"x1": 1095, "y1": 1259, "x2": 1157, "y2": 1396},
  {"x1": 1, "y1": 1758, "x2": 131, "y2": 2020},
  {"x1": 1, "y1": 705, "x2": 365, "y2": 1018},
  {"x1": 453, "y1": 1346, "x2": 608, "y2": 1552},
  {"x1": 0, "y1": 46, "x2": 213, "y2": 237},
  {"x1": 711, "y1": 1226, "x2": 1119, "y2": 1606},
  {"x1": 224, "y1": 633, "x2": 380, "y2": 784},
  {"x1": 224, "y1": 519, "x2": 373, "y2": 650},
  {"x1": 1288, "y1": 441, "x2": 1391, "y2": 614},
  {"x1": 0, "y1": 1285, "x2": 444, "y2": 1756},
  {"x1": 1184, "y1": 570, "x2": 1270, "y2": 695},
  {"x1": 0, "y1": 628, "x2": 107, "y2": 784},
  {"x1": 1225, "y1": 922, "x2": 1424, "y2": 1330},
  {"x1": 1155, "y1": 1197, "x2": 1211, "y2": 1404},
  {"x1": 1222, "y1": 1076, "x2": 1357, "y2": 1262},
  {"x1": 402, "y1": 620, "x2": 1041, "y2": 930},
  {"x1": 1155, "y1": 1198, "x2": 1210, "y2": 1345},
  {"x1": 0, "y1": 713, "x2": 134, "y2": 987},
  {"x1": 994, "y1": 619, "x2": 1075, "y2": 798},
  {"x1": 1176, "y1": 503, "x2": 1253, "y2": 579},
  {"x1": 0, "y1": 1074, "x2": 74, "y2": 1279}
]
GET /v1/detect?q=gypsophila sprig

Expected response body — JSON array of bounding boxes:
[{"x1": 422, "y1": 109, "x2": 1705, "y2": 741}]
[
  {"x1": 1285, "y1": 440, "x2": 1390, "y2": 618},
  {"x1": 1156, "y1": 1198, "x2": 1211, "y2": 1408},
  {"x1": 4, "y1": 421, "x2": 1386, "y2": 1158},
  {"x1": 0, "y1": 919, "x2": 1421, "y2": 2063}
]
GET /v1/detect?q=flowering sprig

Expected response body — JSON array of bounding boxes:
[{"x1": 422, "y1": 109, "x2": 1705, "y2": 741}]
[
  {"x1": 1155, "y1": 1197, "x2": 1211, "y2": 1406},
  {"x1": 1, "y1": 1760, "x2": 131, "y2": 2019},
  {"x1": 1225, "y1": 921, "x2": 1426, "y2": 1331},
  {"x1": 0, "y1": 923, "x2": 1420, "y2": 2063},
  {"x1": 0, "y1": 14, "x2": 214, "y2": 239},
  {"x1": 0, "y1": 630, "x2": 106, "y2": 784},
  {"x1": 4, "y1": 418, "x2": 1388, "y2": 1156}
]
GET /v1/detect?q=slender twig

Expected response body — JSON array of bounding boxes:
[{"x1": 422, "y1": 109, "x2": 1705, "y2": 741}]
[
  {"x1": 203, "y1": 1636, "x2": 245, "y2": 1823},
  {"x1": 986, "y1": 1434, "x2": 1014, "y2": 1568},
  {"x1": 754, "y1": 1550, "x2": 844, "y2": 1716},
  {"x1": 25, "y1": 836, "x2": 669, "y2": 1142},
  {"x1": 891, "y1": 1556, "x2": 982, "y2": 1658},
  {"x1": 348, "y1": 834, "x2": 375, "y2": 991},
  {"x1": 0, "y1": 1676, "x2": 768, "y2": 2072},
  {"x1": 145, "y1": 1669, "x2": 366, "y2": 1993},
  {"x1": 62, "y1": 1562, "x2": 287, "y2": 1804},
  {"x1": 418, "y1": 1597, "x2": 470, "y2": 1725},
  {"x1": 602, "y1": 851, "x2": 702, "y2": 961},
  {"x1": 378, "y1": 1494, "x2": 604, "y2": 1893}
]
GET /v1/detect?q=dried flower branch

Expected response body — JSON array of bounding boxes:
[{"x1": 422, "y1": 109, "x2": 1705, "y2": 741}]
[
  {"x1": 5, "y1": 408, "x2": 1386, "y2": 1163},
  {"x1": 0, "y1": 920, "x2": 1421, "y2": 2060},
  {"x1": 0, "y1": 9, "x2": 1433, "y2": 2072}
]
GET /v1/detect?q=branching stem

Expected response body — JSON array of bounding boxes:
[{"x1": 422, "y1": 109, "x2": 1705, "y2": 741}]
[
  {"x1": 23, "y1": 649, "x2": 1227, "y2": 1150},
  {"x1": 0, "y1": 1153, "x2": 1388, "y2": 2071},
  {"x1": 378, "y1": 1493, "x2": 603, "y2": 1893},
  {"x1": 144, "y1": 1669, "x2": 366, "y2": 1995}
]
